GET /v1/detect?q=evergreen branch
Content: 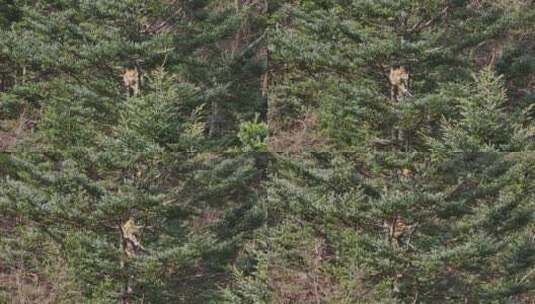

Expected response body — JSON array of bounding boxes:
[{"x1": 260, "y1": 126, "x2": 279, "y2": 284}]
[
  {"x1": 235, "y1": 31, "x2": 267, "y2": 61},
  {"x1": 408, "y1": 6, "x2": 449, "y2": 33}
]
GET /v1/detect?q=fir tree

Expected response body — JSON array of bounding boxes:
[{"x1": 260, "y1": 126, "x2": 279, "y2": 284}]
[
  {"x1": 0, "y1": 1, "x2": 268, "y2": 303},
  {"x1": 268, "y1": 0, "x2": 535, "y2": 152},
  {"x1": 227, "y1": 152, "x2": 535, "y2": 303}
]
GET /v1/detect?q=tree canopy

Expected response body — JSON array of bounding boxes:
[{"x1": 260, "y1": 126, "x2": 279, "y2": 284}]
[{"x1": 1, "y1": 1, "x2": 534, "y2": 303}]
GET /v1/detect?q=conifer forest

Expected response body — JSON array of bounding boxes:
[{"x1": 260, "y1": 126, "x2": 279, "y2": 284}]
[{"x1": 1, "y1": 1, "x2": 535, "y2": 303}]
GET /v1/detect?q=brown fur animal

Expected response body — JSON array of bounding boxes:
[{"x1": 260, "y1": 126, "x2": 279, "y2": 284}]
[
  {"x1": 119, "y1": 217, "x2": 144, "y2": 304},
  {"x1": 388, "y1": 66, "x2": 411, "y2": 149},
  {"x1": 120, "y1": 218, "x2": 144, "y2": 257},
  {"x1": 389, "y1": 66, "x2": 410, "y2": 102},
  {"x1": 384, "y1": 216, "x2": 415, "y2": 247},
  {"x1": 122, "y1": 67, "x2": 140, "y2": 97},
  {"x1": 401, "y1": 168, "x2": 412, "y2": 177}
]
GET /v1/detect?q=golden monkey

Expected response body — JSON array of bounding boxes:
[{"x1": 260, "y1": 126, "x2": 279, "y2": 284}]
[
  {"x1": 120, "y1": 218, "x2": 144, "y2": 257},
  {"x1": 389, "y1": 66, "x2": 410, "y2": 102},
  {"x1": 383, "y1": 216, "x2": 414, "y2": 247},
  {"x1": 389, "y1": 66, "x2": 411, "y2": 148},
  {"x1": 122, "y1": 67, "x2": 140, "y2": 97},
  {"x1": 119, "y1": 217, "x2": 144, "y2": 304}
]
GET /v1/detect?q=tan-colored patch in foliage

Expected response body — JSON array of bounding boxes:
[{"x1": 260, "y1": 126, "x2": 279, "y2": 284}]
[
  {"x1": 389, "y1": 66, "x2": 410, "y2": 102},
  {"x1": 122, "y1": 68, "x2": 141, "y2": 97}
]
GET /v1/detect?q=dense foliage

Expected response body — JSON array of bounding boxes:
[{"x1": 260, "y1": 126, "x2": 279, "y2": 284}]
[
  {"x1": 268, "y1": 0, "x2": 535, "y2": 152},
  {"x1": 1, "y1": 0, "x2": 534, "y2": 303}
]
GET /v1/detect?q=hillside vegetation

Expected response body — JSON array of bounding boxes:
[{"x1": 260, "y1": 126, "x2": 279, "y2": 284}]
[{"x1": 1, "y1": 1, "x2": 534, "y2": 303}]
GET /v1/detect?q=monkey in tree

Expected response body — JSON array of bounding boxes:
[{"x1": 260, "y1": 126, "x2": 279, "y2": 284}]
[
  {"x1": 122, "y1": 67, "x2": 141, "y2": 97},
  {"x1": 389, "y1": 66, "x2": 410, "y2": 102},
  {"x1": 120, "y1": 217, "x2": 144, "y2": 257},
  {"x1": 401, "y1": 168, "x2": 412, "y2": 178},
  {"x1": 119, "y1": 217, "x2": 145, "y2": 304},
  {"x1": 388, "y1": 66, "x2": 412, "y2": 148},
  {"x1": 383, "y1": 215, "x2": 416, "y2": 248}
]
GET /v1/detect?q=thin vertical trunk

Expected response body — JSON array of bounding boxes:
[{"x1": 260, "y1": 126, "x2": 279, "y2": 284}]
[
  {"x1": 14, "y1": 108, "x2": 27, "y2": 137},
  {"x1": 119, "y1": 224, "x2": 130, "y2": 304},
  {"x1": 208, "y1": 101, "x2": 221, "y2": 138},
  {"x1": 21, "y1": 66, "x2": 26, "y2": 84},
  {"x1": 232, "y1": 0, "x2": 242, "y2": 56},
  {"x1": 260, "y1": 46, "x2": 270, "y2": 122}
]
